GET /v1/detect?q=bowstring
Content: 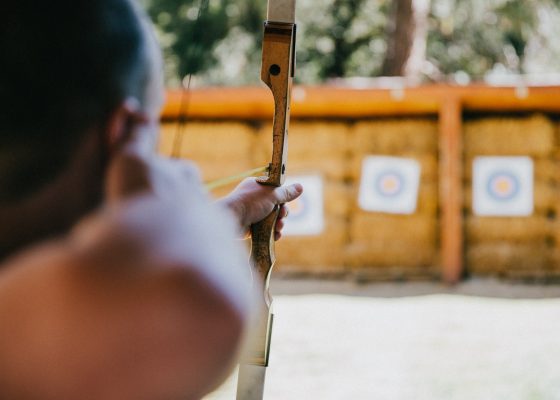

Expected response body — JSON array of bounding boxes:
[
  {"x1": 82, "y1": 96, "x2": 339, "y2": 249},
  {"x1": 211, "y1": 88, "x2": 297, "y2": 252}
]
[{"x1": 171, "y1": 0, "x2": 210, "y2": 159}]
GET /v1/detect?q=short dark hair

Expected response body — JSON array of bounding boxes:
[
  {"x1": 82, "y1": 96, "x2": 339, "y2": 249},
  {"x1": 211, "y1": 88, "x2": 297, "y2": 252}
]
[{"x1": 0, "y1": 0, "x2": 150, "y2": 202}]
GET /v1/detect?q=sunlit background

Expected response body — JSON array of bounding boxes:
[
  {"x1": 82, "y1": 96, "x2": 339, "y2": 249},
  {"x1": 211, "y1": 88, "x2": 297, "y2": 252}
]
[
  {"x1": 144, "y1": 0, "x2": 560, "y2": 86},
  {"x1": 146, "y1": 1, "x2": 560, "y2": 399}
]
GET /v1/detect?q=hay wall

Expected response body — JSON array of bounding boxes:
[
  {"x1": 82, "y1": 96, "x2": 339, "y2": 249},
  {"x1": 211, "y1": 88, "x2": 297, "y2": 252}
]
[
  {"x1": 464, "y1": 114, "x2": 559, "y2": 281},
  {"x1": 346, "y1": 119, "x2": 439, "y2": 280},
  {"x1": 159, "y1": 122, "x2": 256, "y2": 197},
  {"x1": 158, "y1": 112, "x2": 560, "y2": 282},
  {"x1": 254, "y1": 122, "x2": 350, "y2": 274}
]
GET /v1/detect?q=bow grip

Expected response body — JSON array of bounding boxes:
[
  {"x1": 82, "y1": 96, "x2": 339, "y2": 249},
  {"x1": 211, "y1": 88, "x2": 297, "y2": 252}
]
[{"x1": 246, "y1": 205, "x2": 280, "y2": 366}]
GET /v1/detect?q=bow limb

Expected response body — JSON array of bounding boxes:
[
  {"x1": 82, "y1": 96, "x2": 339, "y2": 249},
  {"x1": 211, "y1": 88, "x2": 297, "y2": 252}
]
[{"x1": 236, "y1": 1, "x2": 296, "y2": 399}]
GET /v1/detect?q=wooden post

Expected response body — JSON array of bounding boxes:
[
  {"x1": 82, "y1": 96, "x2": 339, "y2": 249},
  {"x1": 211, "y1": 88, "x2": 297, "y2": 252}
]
[{"x1": 439, "y1": 96, "x2": 463, "y2": 284}]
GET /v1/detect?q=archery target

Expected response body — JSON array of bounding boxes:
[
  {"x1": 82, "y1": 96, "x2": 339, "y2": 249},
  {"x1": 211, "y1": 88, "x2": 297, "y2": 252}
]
[
  {"x1": 473, "y1": 156, "x2": 533, "y2": 216},
  {"x1": 283, "y1": 175, "x2": 324, "y2": 236},
  {"x1": 358, "y1": 156, "x2": 421, "y2": 214}
]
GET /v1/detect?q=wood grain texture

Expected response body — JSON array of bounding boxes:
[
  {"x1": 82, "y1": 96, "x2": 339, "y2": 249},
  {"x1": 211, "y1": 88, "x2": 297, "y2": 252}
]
[
  {"x1": 439, "y1": 97, "x2": 463, "y2": 284},
  {"x1": 162, "y1": 85, "x2": 560, "y2": 120}
]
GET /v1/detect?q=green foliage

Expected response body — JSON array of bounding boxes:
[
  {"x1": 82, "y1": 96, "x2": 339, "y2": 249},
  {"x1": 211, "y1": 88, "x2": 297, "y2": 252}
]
[
  {"x1": 145, "y1": 0, "x2": 560, "y2": 85},
  {"x1": 297, "y1": 0, "x2": 389, "y2": 81},
  {"x1": 427, "y1": 0, "x2": 544, "y2": 76},
  {"x1": 147, "y1": 0, "x2": 229, "y2": 78},
  {"x1": 146, "y1": 0, "x2": 266, "y2": 84}
]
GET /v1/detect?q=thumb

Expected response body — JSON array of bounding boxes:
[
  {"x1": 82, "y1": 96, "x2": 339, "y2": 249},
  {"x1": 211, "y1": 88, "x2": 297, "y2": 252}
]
[{"x1": 273, "y1": 183, "x2": 303, "y2": 204}]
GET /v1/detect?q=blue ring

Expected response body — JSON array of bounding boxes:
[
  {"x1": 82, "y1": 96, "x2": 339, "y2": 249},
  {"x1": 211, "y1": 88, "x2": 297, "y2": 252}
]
[
  {"x1": 486, "y1": 171, "x2": 519, "y2": 201},
  {"x1": 375, "y1": 170, "x2": 405, "y2": 198}
]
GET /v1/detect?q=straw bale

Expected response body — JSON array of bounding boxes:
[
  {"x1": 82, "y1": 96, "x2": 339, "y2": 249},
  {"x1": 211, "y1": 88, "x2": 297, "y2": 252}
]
[
  {"x1": 348, "y1": 153, "x2": 438, "y2": 183},
  {"x1": 193, "y1": 158, "x2": 254, "y2": 182},
  {"x1": 324, "y1": 182, "x2": 351, "y2": 217},
  {"x1": 550, "y1": 193, "x2": 560, "y2": 218},
  {"x1": 416, "y1": 182, "x2": 439, "y2": 216},
  {"x1": 351, "y1": 265, "x2": 438, "y2": 282},
  {"x1": 533, "y1": 183, "x2": 557, "y2": 213},
  {"x1": 535, "y1": 159, "x2": 560, "y2": 184},
  {"x1": 349, "y1": 213, "x2": 437, "y2": 247},
  {"x1": 467, "y1": 243, "x2": 549, "y2": 275},
  {"x1": 253, "y1": 125, "x2": 348, "y2": 181},
  {"x1": 546, "y1": 248, "x2": 560, "y2": 271},
  {"x1": 345, "y1": 241, "x2": 437, "y2": 268},
  {"x1": 274, "y1": 264, "x2": 347, "y2": 277},
  {"x1": 190, "y1": 159, "x2": 256, "y2": 198},
  {"x1": 464, "y1": 114, "x2": 555, "y2": 156},
  {"x1": 350, "y1": 119, "x2": 438, "y2": 155},
  {"x1": 275, "y1": 217, "x2": 347, "y2": 269},
  {"x1": 546, "y1": 220, "x2": 560, "y2": 246},
  {"x1": 463, "y1": 182, "x2": 557, "y2": 214},
  {"x1": 349, "y1": 181, "x2": 438, "y2": 216},
  {"x1": 159, "y1": 122, "x2": 255, "y2": 160},
  {"x1": 255, "y1": 122, "x2": 350, "y2": 160},
  {"x1": 556, "y1": 121, "x2": 560, "y2": 143},
  {"x1": 284, "y1": 155, "x2": 348, "y2": 181},
  {"x1": 504, "y1": 269, "x2": 555, "y2": 282},
  {"x1": 466, "y1": 216, "x2": 550, "y2": 244},
  {"x1": 208, "y1": 184, "x2": 238, "y2": 199}
]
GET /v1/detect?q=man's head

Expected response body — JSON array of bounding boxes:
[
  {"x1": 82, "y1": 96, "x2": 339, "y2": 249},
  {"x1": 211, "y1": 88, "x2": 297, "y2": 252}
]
[{"x1": 0, "y1": 0, "x2": 163, "y2": 203}]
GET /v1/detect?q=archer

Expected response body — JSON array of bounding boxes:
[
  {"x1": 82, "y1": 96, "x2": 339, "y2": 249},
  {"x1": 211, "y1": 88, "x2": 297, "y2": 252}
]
[{"x1": 0, "y1": 0, "x2": 302, "y2": 398}]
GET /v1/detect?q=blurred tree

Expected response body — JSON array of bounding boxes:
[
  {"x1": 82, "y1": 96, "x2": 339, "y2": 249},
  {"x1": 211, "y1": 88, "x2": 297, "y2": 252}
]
[
  {"x1": 427, "y1": 0, "x2": 560, "y2": 78},
  {"x1": 381, "y1": 0, "x2": 431, "y2": 78},
  {"x1": 381, "y1": 0, "x2": 414, "y2": 76},
  {"x1": 303, "y1": 0, "x2": 386, "y2": 79},
  {"x1": 146, "y1": 0, "x2": 266, "y2": 85},
  {"x1": 147, "y1": 0, "x2": 230, "y2": 80},
  {"x1": 294, "y1": 0, "x2": 390, "y2": 82},
  {"x1": 146, "y1": 0, "x2": 560, "y2": 85}
]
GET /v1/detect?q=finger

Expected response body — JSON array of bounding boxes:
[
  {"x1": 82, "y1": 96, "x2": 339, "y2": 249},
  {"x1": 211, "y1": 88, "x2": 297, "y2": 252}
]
[
  {"x1": 275, "y1": 218, "x2": 285, "y2": 232},
  {"x1": 273, "y1": 183, "x2": 303, "y2": 204},
  {"x1": 274, "y1": 217, "x2": 285, "y2": 242},
  {"x1": 278, "y1": 204, "x2": 289, "y2": 220}
]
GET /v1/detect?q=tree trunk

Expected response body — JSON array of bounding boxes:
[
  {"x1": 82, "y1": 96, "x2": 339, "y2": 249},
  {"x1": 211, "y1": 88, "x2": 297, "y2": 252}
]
[
  {"x1": 405, "y1": 0, "x2": 431, "y2": 78},
  {"x1": 381, "y1": 0, "x2": 430, "y2": 78}
]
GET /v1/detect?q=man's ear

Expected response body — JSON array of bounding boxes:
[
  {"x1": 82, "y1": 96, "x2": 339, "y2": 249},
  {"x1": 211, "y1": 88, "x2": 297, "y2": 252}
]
[{"x1": 104, "y1": 97, "x2": 149, "y2": 153}]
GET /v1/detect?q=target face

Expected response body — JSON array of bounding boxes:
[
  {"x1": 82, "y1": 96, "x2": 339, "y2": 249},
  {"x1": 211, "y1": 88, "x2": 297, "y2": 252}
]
[
  {"x1": 286, "y1": 195, "x2": 307, "y2": 221},
  {"x1": 375, "y1": 170, "x2": 405, "y2": 198},
  {"x1": 359, "y1": 156, "x2": 421, "y2": 214},
  {"x1": 473, "y1": 157, "x2": 533, "y2": 216},
  {"x1": 283, "y1": 175, "x2": 324, "y2": 236},
  {"x1": 487, "y1": 172, "x2": 519, "y2": 201}
]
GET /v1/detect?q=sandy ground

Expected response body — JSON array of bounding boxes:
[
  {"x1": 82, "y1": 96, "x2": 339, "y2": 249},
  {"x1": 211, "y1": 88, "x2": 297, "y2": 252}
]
[{"x1": 206, "y1": 278, "x2": 560, "y2": 400}]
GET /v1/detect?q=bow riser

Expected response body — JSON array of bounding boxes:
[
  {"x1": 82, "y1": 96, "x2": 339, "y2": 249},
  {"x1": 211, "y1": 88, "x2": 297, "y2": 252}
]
[
  {"x1": 258, "y1": 22, "x2": 296, "y2": 187},
  {"x1": 237, "y1": 3, "x2": 296, "y2": 399}
]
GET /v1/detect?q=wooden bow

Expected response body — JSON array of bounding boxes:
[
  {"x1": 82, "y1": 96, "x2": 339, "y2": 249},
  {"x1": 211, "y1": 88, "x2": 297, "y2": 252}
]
[{"x1": 236, "y1": 0, "x2": 296, "y2": 399}]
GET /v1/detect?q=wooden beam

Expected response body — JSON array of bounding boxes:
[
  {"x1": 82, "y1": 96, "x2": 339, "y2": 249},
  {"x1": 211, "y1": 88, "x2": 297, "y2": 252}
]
[
  {"x1": 439, "y1": 96, "x2": 463, "y2": 284},
  {"x1": 161, "y1": 85, "x2": 560, "y2": 120}
]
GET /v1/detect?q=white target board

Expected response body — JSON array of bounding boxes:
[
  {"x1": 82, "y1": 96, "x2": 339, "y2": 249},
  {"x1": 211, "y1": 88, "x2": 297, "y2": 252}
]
[
  {"x1": 358, "y1": 156, "x2": 421, "y2": 214},
  {"x1": 283, "y1": 175, "x2": 324, "y2": 236},
  {"x1": 472, "y1": 156, "x2": 533, "y2": 216}
]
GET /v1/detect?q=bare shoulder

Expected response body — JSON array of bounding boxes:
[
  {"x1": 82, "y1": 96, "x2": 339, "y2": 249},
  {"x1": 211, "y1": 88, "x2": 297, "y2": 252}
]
[
  {"x1": 0, "y1": 240, "x2": 73, "y2": 305},
  {"x1": 0, "y1": 231, "x2": 246, "y2": 398}
]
